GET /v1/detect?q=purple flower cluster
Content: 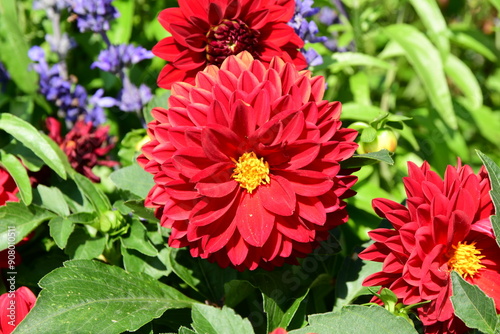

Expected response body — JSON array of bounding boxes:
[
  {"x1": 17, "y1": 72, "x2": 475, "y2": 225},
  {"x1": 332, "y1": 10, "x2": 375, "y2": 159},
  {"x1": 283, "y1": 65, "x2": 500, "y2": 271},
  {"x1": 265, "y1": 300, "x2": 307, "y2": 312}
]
[
  {"x1": 68, "y1": 0, "x2": 119, "y2": 33},
  {"x1": 115, "y1": 76, "x2": 152, "y2": 112},
  {"x1": 289, "y1": 0, "x2": 328, "y2": 66},
  {"x1": 28, "y1": 46, "x2": 114, "y2": 125},
  {"x1": 91, "y1": 44, "x2": 154, "y2": 74},
  {"x1": 0, "y1": 61, "x2": 10, "y2": 92},
  {"x1": 318, "y1": 0, "x2": 353, "y2": 52}
]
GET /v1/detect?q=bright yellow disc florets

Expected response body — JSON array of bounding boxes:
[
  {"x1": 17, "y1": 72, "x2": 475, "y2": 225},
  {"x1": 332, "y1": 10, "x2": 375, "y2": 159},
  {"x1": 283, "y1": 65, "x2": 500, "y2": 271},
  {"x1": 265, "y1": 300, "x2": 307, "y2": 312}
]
[
  {"x1": 447, "y1": 241, "x2": 486, "y2": 278},
  {"x1": 231, "y1": 152, "x2": 270, "y2": 194}
]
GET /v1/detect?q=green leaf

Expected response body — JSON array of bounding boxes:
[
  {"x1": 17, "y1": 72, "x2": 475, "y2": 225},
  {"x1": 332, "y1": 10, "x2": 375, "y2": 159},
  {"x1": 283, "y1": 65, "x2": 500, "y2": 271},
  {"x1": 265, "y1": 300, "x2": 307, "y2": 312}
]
[
  {"x1": 349, "y1": 71, "x2": 371, "y2": 106},
  {"x1": 450, "y1": 27, "x2": 498, "y2": 62},
  {"x1": 166, "y1": 248, "x2": 237, "y2": 301},
  {"x1": 107, "y1": 0, "x2": 134, "y2": 44},
  {"x1": 72, "y1": 172, "x2": 112, "y2": 214},
  {"x1": 121, "y1": 218, "x2": 158, "y2": 257},
  {"x1": 143, "y1": 92, "x2": 170, "y2": 124},
  {"x1": 0, "y1": 150, "x2": 32, "y2": 205},
  {"x1": 323, "y1": 52, "x2": 393, "y2": 73},
  {"x1": 444, "y1": 54, "x2": 483, "y2": 111},
  {"x1": 385, "y1": 24, "x2": 457, "y2": 129},
  {"x1": 124, "y1": 200, "x2": 159, "y2": 222},
  {"x1": 408, "y1": 0, "x2": 449, "y2": 58},
  {"x1": 121, "y1": 245, "x2": 171, "y2": 280},
  {"x1": 0, "y1": 0, "x2": 38, "y2": 93},
  {"x1": 14, "y1": 260, "x2": 197, "y2": 334},
  {"x1": 191, "y1": 304, "x2": 255, "y2": 334},
  {"x1": 477, "y1": 151, "x2": 500, "y2": 247},
  {"x1": 341, "y1": 103, "x2": 386, "y2": 122},
  {"x1": 223, "y1": 280, "x2": 255, "y2": 308},
  {"x1": 341, "y1": 149, "x2": 394, "y2": 169},
  {"x1": 48, "y1": 217, "x2": 75, "y2": 249},
  {"x1": 109, "y1": 163, "x2": 155, "y2": 199},
  {"x1": 451, "y1": 271, "x2": 498, "y2": 334},
  {"x1": 64, "y1": 228, "x2": 106, "y2": 260},
  {"x1": 0, "y1": 113, "x2": 67, "y2": 178},
  {"x1": 0, "y1": 202, "x2": 56, "y2": 251},
  {"x1": 289, "y1": 305, "x2": 418, "y2": 334},
  {"x1": 467, "y1": 106, "x2": 500, "y2": 148},
  {"x1": 360, "y1": 127, "x2": 377, "y2": 143},
  {"x1": 335, "y1": 256, "x2": 383, "y2": 309},
  {"x1": 36, "y1": 185, "x2": 71, "y2": 217},
  {"x1": 488, "y1": 0, "x2": 500, "y2": 11}
]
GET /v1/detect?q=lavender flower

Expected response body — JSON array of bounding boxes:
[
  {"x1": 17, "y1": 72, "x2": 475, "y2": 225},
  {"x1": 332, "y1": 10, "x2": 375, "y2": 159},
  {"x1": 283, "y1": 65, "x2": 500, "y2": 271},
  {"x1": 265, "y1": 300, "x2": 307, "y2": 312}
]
[
  {"x1": 28, "y1": 46, "x2": 113, "y2": 125},
  {"x1": 114, "y1": 76, "x2": 152, "y2": 112},
  {"x1": 318, "y1": 0, "x2": 354, "y2": 52},
  {"x1": 0, "y1": 61, "x2": 10, "y2": 92},
  {"x1": 46, "y1": 33, "x2": 76, "y2": 59},
  {"x1": 289, "y1": 0, "x2": 327, "y2": 66},
  {"x1": 91, "y1": 44, "x2": 154, "y2": 74},
  {"x1": 68, "y1": 0, "x2": 119, "y2": 33}
]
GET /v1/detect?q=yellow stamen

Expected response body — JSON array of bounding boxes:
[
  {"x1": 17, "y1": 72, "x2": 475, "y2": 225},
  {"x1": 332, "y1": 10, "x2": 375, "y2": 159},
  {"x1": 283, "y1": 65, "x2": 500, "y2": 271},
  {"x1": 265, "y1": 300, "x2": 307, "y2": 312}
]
[
  {"x1": 231, "y1": 152, "x2": 270, "y2": 194},
  {"x1": 447, "y1": 241, "x2": 485, "y2": 278}
]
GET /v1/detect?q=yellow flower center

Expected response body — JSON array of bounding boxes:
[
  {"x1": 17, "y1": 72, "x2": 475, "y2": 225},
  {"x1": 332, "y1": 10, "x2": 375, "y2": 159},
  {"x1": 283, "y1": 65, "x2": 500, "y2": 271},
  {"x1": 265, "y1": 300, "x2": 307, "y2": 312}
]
[
  {"x1": 231, "y1": 152, "x2": 270, "y2": 194},
  {"x1": 447, "y1": 241, "x2": 485, "y2": 278}
]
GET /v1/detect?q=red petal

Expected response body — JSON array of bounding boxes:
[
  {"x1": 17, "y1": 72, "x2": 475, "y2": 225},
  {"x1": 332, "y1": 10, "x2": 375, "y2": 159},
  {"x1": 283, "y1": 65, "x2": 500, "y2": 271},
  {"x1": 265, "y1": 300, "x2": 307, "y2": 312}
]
[
  {"x1": 236, "y1": 191, "x2": 275, "y2": 247},
  {"x1": 260, "y1": 175, "x2": 296, "y2": 216}
]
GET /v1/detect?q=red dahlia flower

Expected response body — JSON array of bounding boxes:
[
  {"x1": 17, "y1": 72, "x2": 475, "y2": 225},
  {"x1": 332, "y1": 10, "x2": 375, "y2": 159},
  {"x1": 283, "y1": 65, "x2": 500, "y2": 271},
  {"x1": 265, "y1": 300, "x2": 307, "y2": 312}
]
[
  {"x1": 138, "y1": 52, "x2": 358, "y2": 271},
  {"x1": 0, "y1": 168, "x2": 18, "y2": 206},
  {"x1": 153, "y1": 0, "x2": 307, "y2": 89},
  {"x1": 359, "y1": 161, "x2": 499, "y2": 334},
  {"x1": 46, "y1": 117, "x2": 118, "y2": 182},
  {"x1": 0, "y1": 286, "x2": 36, "y2": 334}
]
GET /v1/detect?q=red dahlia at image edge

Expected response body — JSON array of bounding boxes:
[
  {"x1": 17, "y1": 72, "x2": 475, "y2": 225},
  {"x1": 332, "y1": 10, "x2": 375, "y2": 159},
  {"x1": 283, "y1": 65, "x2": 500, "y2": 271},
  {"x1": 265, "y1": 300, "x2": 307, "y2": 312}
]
[
  {"x1": 359, "y1": 160, "x2": 500, "y2": 334},
  {"x1": 0, "y1": 287, "x2": 36, "y2": 334},
  {"x1": 138, "y1": 51, "x2": 359, "y2": 271},
  {"x1": 152, "y1": 0, "x2": 308, "y2": 89}
]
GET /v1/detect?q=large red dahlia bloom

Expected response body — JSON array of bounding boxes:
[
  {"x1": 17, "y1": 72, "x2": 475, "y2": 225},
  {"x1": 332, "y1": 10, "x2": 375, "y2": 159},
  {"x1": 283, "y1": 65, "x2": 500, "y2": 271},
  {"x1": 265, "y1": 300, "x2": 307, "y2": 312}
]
[
  {"x1": 153, "y1": 0, "x2": 307, "y2": 89},
  {"x1": 0, "y1": 167, "x2": 19, "y2": 206},
  {"x1": 359, "y1": 161, "x2": 500, "y2": 334},
  {"x1": 138, "y1": 52, "x2": 358, "y2": 271}
]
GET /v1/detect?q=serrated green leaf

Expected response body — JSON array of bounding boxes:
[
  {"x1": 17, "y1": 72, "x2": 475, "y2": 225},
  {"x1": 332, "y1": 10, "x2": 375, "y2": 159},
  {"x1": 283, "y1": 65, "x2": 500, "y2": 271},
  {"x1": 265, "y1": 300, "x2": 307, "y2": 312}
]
[
  {"x1": 0, "y1": 150, "x2": 32, "y2": 205},
  {"x1": 72, "y1": 172, "x2": 111, "y2": 214},
  {"x1": 179, "y1": 327, "x2": 197, "y2": 334},
  {"x1": 408, "y1": 0, "x2": 449, "y2": 58},
  {"x1": 36, "y1": 185, "x2": 70, "y2": 217},
  {"x1": 451, "y1": 272, "x2": 498, "y2": 334},
  {"x1": 110, "y1": 163, "x2": 155, "y2": 199},
  {"x1": 121, "y1": 218, "x2": 158, "y2": 257},
  {"x1": 191, "y1": 304, "x2": 255, "y2": 334},
  {"x1": 385, "y1": 24, "x2": 457, "y2": 129},
  {"x1": 0, "y1": 113, "x2": 66, "y2": 178},
  {"x1": 48, "y1": 217, "x2": 75, "y2": 249},
  {"x1": 341, "y1": 149, "x2": 394, "y2": 169},
  {"x1": 477, "y1": 151, "x2": 500, "y2": 246},
  {"x1": 324, "y1": 52, "x2": 393, "y2": 73},
  {"x1": 0, "y1": 0, "x2": 38, "y2": 94},
  {"x1": 0, "y1": 202, "x2": 56, "y2": 251},
  {"x1": 289, "y1": 305, "x2": 418, "y2": 334},
  {"x1": 444, "y1": 54, "x2": 483, "y2": 111},
  {"x1": 14, "y1": 260, "x2": 197, "y2": 334}
]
